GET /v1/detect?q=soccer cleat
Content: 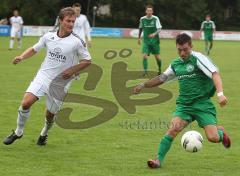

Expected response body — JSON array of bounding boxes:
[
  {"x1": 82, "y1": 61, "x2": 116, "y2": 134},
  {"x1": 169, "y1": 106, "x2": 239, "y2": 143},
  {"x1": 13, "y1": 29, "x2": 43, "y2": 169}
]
[
  {"x1": 37, "y1": 135, "x2": 48, "y2": 146},
  {"x1": 218, "y1": 126, "x2": 231, "y2": 148},
  {"x1": 147, "y1": 159, "x2": 161, "y2": 168},
  {"x1": 222, "y1": 132, "x2": 231, "y2": 148},
  {"x1": 3, "y1": 130, "x2": 22, "y2": 145}
]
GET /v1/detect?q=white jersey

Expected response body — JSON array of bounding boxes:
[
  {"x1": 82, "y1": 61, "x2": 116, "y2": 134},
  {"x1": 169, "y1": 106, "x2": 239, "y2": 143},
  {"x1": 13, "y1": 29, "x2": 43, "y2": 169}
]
[
  {"x1": 32, "y1": 31, "x2": 91, "y2": 86},
  {"x1": 73, "y1": 14, "x2": 91, "y2": 42},
  {"x1": 10, "y1": 16, "x2": 23, "y2": 30}
]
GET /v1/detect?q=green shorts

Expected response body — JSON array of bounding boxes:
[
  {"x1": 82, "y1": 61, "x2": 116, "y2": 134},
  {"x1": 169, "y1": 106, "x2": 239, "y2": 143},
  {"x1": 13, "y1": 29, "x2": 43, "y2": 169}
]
[
  {"x1": 173, "y1": 99, "x2": 217, "y2": 128},
  {"x1": 204, "y1": 35, "x2": 213, "y2": 41},
  {"x1": 142, "y1": 43, "x2": 160, "y2": 55}
]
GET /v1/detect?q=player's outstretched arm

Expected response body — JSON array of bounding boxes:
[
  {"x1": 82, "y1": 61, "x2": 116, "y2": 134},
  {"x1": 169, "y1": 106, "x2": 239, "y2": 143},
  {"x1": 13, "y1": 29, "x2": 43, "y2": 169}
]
[
  {"x1": 12, "y1": 47, "x2": 37, "y2": 65},
  {"x1": 133, "y1": 65, "x2": 176, "y2": 94},
  {"x1": 212, "y1": 72, "x2": 227, "y2": 107},
  {"x1": 61, "y1": 59, "x2": 91, "y2": 79},
  {"x1": 133, "y1": 74, "x2": 167, "y2": 94}
]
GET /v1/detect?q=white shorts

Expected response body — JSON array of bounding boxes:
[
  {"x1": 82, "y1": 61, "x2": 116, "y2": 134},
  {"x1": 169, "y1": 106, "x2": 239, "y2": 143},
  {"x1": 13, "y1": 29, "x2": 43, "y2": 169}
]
[
  {"x1": 26, "y1": 79, "x2": 64, "y2": 114},
  {"x1": 10, "y1": 28, "x2": 22, "y2": 38}
]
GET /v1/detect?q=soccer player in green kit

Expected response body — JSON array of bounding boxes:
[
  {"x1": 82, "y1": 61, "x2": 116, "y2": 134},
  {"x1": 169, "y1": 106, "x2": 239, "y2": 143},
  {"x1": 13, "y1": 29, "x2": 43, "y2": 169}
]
[
  {"x1": 133, "y1": 33, "x2": 231, "y2": 168},
  {"x1": 200, "y1": 15, "x2": 216, "y2": 55},
  {"x1": 138, "y1": 4, "x2": 162, "y2": 76}
]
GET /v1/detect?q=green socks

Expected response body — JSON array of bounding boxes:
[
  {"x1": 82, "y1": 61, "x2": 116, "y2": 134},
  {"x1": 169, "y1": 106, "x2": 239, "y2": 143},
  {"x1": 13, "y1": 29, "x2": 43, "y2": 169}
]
[
  {"x1": 158, "y1": 135, "x2": 174, "y2": 163},
  {"x1": 143, "y1": 58, "x2": 148, "y2": 72},
  {"x1": 156, "y1": 59, "x2": 162, "y2": 73},
  {"x1": 218, "y1": 129, "x2": 223, "y2": 142},
  {"x1": 143, "y1": 58, "x2": 162, "y2": 73},
  {"x1": 205, "y1": 42, "x2": 208, "y2": 53}
]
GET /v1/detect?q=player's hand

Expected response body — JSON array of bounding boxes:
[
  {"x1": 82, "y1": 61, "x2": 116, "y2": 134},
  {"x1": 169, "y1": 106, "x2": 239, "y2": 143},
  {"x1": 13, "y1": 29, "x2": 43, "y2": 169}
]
[
  {"x1": 148, "y1": 33, "x2": 155, "y2": 38},
  {"x1": 12, "y1": 56, "x2": 23, "y2": 65},
  {"x1": 133, "y1": 84, "x2": 144, "y2": 94},
  {"x1": 61, "y1": 69, "x2": 75, "y2": 80},
  {"x1": 213, "y1": 33, "x2": 216, "y2": 39},
  {"x1": 218, "y1": 95, "x2": 227, "y2": 107},
  {"x1": 138, "y1": 38, "x2": 141, "y2": 45},
  {"x1": 199, "y1": 31, "x2": 202, "y2": 39}
]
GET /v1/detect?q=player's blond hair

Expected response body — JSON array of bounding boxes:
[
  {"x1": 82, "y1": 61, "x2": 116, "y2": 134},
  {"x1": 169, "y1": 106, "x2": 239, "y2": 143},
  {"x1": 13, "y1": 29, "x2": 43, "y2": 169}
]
[{"x1": 59, "y1": 7, "x2": 76, "y2": 20}]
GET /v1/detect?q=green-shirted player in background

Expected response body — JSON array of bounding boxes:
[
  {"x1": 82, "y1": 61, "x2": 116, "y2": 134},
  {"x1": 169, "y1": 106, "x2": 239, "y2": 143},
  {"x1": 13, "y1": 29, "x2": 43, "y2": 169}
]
[
  {"x1": 138, "y1": 4, "x2": 162, "y2": 76},
  {"x1": 133, "y1": 33, "x2": 231, "y2": 168},
  {"x1": 200, "y1": 15, "x2": 216, "y2": 55}
]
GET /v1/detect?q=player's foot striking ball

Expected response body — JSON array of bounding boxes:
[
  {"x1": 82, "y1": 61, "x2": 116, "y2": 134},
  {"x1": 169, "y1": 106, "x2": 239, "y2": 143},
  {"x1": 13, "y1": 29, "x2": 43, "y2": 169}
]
[
  {"x1": 147, "y1": 159, "x2": 161, "y2": 168},
  {"x1": 133, "y1": 33, "x2": 230, "y2": 169}
]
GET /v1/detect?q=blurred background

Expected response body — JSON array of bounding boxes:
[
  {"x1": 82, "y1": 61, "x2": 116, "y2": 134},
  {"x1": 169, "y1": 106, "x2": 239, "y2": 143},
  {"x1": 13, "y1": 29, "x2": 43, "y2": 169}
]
[{"x1": 0, "y1": 0, "x2": 240, "y2": 30}]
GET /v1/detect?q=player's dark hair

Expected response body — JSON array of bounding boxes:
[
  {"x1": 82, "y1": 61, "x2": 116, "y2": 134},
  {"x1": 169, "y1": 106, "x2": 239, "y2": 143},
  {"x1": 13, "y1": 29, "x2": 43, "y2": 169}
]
[
  {"x1": 145, "y1": 4, "x2": 153, "y2": 10},
  {"x1": 176, "y1": 33, "x2": 192, "y2": 45},
  {"x1": 73, "y1": 2, "x2": 81, "y2": 8},
  {"x1": 59, "y1": 7, "x2": 76, "y2": 20}
]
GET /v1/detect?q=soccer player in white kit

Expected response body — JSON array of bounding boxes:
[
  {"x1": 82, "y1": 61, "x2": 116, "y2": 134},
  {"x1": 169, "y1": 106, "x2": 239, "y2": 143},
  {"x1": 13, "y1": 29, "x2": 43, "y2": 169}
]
[
  {"x1": 3, "y1": 7, "x2": 91, "y2": 146},
  {"x1": 9, "y1": 9, "x2": 24, "y2": 50},
  {"x1": 72, "y1": 3, "x2": 92, "y2": 47}
]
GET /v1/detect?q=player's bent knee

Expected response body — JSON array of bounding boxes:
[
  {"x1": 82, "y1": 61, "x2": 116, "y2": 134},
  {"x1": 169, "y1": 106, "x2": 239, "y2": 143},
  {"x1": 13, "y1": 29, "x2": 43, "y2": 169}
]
[
  {"x1": 167, "y1": 126, "x2": 181, "y2": 137},
  {"x1": 21, "y1": 101, "x2": 32, "y2": 110}
]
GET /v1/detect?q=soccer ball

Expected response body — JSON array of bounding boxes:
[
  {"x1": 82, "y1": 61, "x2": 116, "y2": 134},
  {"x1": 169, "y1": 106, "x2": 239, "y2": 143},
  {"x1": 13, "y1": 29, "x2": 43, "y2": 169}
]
[{"x1": 181, "y1": 131, "x2": 203, "y2": 152}]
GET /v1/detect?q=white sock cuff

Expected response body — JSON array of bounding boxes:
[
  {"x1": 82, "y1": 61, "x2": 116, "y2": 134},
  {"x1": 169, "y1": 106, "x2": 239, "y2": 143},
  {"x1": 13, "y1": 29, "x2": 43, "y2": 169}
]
[{"x1": 18, "y1": 106, "x2": 30, "y2": 113}]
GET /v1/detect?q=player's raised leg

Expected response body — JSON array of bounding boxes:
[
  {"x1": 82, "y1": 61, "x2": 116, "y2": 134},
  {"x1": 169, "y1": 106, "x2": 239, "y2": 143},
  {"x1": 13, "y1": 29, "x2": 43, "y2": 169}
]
[
  {"x1": 3, "y1": 92, "x2": 38, "y2": 145},
  {"x1": 148, "y1": 117, "x2": 189, "y2": 168},
  {"x1": 204, "y1": 125, "x2": 231, "y2": 148}
]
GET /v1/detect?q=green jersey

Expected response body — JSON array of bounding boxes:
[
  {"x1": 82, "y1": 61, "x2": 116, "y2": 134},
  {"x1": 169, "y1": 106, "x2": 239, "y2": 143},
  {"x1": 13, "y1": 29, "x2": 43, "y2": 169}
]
[
  {"x1": 201, "y1": 20, "x2": 216, "y2": 36},
  {"x1": 139, "y1": 15, "x2": 162, "y2": 45},
  {"x1": 164, "y1": 51, "x2": 218, "y2": 105}
]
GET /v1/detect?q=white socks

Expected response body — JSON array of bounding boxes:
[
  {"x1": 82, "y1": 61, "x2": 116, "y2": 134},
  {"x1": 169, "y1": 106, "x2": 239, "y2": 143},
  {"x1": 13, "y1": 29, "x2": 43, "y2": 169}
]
[
  {"x1": 15, "y1": 106, "x2": 30, "y2": 136},
  {"x1": 9, "y1": 39, "x2": 14, "y2": 49},
  {"x1": 40, "y1": 118, "x2": 55, "y2": 136},
  {"x1": 9, "y1": 38, "x2": 22, "y2": 49},
  {"x1": 14, "y1": 106, "x2": 54, "y2": 137}
]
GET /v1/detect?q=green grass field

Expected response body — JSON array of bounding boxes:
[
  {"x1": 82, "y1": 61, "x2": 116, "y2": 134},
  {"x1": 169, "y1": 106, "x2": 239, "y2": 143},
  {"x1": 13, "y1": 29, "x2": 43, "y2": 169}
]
[{"x1": 0, "y1": 36, "x2": 239, "y2": 176}]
